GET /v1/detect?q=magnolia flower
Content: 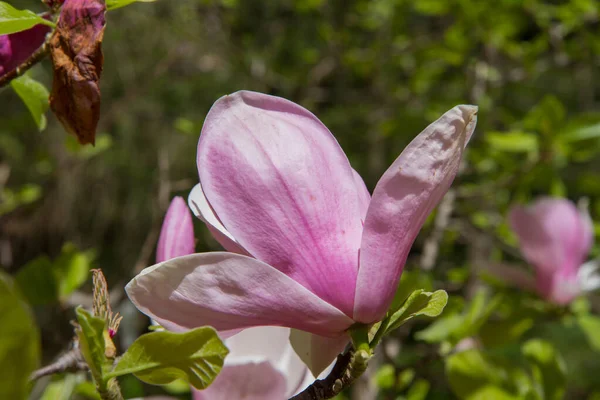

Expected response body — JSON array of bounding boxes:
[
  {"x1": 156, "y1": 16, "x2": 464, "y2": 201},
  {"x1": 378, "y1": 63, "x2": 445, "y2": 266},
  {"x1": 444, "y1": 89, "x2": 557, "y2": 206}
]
[
  {"x1": 127, "y1": 91, "x2": 477, "y2": 375},
  {"x1": 507, "y1": 198, "x2": 598, "y2": 304},
  {"x1": 157, "y1": 196, "x2": 315, "y2": 399}
]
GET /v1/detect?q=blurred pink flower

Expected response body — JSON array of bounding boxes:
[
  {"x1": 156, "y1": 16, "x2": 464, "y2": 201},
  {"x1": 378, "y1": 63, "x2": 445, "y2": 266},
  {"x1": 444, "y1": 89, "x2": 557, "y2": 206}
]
[
  {"x1": 509, "y1": 197, "x2": 598, "y2": 304},
  {"x1": 156, "y1": 196, "x2": 195, "y2": 263},
  {"x1": 127, "y1": 91, "x2": 477, "y2": 374},
  {"x1": 0, "y1": 22, "x2": 50, "y2": 77}
]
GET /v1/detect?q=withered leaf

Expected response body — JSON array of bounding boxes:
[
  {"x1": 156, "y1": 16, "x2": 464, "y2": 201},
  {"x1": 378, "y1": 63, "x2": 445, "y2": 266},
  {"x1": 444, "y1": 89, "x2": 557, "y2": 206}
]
[{"x1": 49, "y1": 0, "x2": 106, "y2": 145}]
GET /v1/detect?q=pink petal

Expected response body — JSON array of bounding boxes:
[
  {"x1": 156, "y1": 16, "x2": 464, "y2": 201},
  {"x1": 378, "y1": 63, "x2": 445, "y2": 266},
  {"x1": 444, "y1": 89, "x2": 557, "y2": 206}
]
[
  {"x1": 354, "y1": 105, "x2": 478, "y2": 323},
  {"x1": 125, "y1": 253, "x2": 354, "y2": 336},
  {"x1": 193, "y1": 361, "x2": 287, "y2": 400},
  {"x1": 289, "y1": 329, "x2": 349, "y2": 377},
  {"x1": 509, "y1": 198, "x2": 593, "y2": 278},
  {"x1": 353, "y1": 169, "x2": 371, "y2": 221},
  {"x1": 224, "y1": 327, "x2": 311, "y2": 397},
  {"x1": 0, "y1": 23, "x2": 50, "y2": 77},
  {"x1": 188, "y1": 184, "x2": 248, "y2": 255},
  {"x1": 156, "y1": 197, "x2": 195, "y2": 263},
  {"x1": 196, "y1": 91, "x2": 363, "y2": 316}
]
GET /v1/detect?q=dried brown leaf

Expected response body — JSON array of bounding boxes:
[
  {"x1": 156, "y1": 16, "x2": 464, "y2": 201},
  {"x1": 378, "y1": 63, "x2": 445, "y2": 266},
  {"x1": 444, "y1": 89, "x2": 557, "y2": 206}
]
[{"x1": 49, "y1": 0, "x2": 106, "y2": 145}]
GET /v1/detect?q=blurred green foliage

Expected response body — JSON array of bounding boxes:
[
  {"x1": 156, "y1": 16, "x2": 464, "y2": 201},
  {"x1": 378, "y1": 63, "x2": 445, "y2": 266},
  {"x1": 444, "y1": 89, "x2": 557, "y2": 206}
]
[{"x1": 2, "y1": 0, "x2": 600, "y2": 398}]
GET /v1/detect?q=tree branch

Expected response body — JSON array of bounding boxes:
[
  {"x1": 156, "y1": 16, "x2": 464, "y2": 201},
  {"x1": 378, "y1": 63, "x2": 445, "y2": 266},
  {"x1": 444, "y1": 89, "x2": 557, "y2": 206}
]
[
  {"x1": 0, "y1": 41, "x2": 50, "y2": 89},
  {"x1": 29, "y1": 348, "x2": 87, "y2": 381},
  {"x1": 290, "y1": 347, "x2": 370, "y2": 400}
]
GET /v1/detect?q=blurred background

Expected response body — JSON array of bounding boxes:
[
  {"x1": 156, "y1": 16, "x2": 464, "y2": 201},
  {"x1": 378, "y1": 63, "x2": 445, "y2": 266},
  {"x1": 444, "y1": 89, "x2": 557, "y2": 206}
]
[{"x1": 2, "y1": 0, "x2": 600, "y2": 398}]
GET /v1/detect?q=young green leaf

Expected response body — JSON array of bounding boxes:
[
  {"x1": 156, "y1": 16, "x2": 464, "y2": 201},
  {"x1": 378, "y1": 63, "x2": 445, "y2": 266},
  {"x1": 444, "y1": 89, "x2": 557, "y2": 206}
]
[
  {"x1": 15, "y1": 256, "x2": 59, "y2": 305},
  {"x1": 384, "y1": 289, "x2": 448, "y2": 334},
  {"x1": 105, "y1": 0, "x2": 156, "y2": 11},
  {"x1": 75, "y1": 306, "x2": 107, "y2": 383},
  {"x1": 521, "y1": 339, "x2": 566, "y2": 400},
  {"x1": 0, "y1": 272, "x2": 40, "y2": 400},
  {"x1": 10, "y1": 75, "x2": 50, "y2": 131},
  {"x1": 109, "y1": 327, "x2": 228, "y2": 389},
  {"x1": 445, "y1": 349, "x2": 521, "y2": 400},
  {"x1": 0, "y1": 2, "x2": 54, "y2": 34}
]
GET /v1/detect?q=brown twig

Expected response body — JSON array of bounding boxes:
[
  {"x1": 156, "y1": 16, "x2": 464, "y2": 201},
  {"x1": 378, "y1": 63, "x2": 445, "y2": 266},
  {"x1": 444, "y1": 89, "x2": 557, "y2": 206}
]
[
  {"x1": 29, "y1": 348, "x2": 87, "y2": 381},
  {"x1": 290, "y1": 351, "x2": 353, "y2": 400},
  {"x1": 290, "y1": 347, "x2": 371, "y2": 400},
  {"x1": 0, "y1": 42, "x2": 50, "y2": 89}
]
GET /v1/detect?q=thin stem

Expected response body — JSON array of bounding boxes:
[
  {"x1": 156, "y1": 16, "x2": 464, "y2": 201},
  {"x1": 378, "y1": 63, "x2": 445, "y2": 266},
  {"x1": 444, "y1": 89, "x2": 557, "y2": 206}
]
[
  {"x1": 0, "y1": 40, "x2": 50, "y2": 89},
  {"x1": 289, "y1": 347, "x2": 371, "y2": 400},
  {"x1": 29, "y1": 349, "x2": 88, "y2": 381},
  {"x1": 97, "y1": 377, "x2": 124, "y2": 400}
]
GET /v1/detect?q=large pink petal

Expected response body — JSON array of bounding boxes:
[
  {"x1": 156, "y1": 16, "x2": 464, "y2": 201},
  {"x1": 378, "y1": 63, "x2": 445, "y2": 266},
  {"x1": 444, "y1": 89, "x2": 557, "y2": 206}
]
[
  {"x1": 156, "y1": 197, "x2": 195, "y2": 263},
  {"x1": 126, "y1": 253, "x2": 354, "y2": 336},
  {"x1": 188, "y1": 184, "x2": 248, "y2": 255},
  {"x1": 509, "y1": 198, "x2": 592, "y2": 277},
  {"x1": 289, "y1": 329, "x2": 349, "y2": 377},
  {"x1": 197, "y1": 91, "x2": 363, "y2": 316},
  {"x1": 193, "y1": 362, "x2": 287, "y2": 400},
  {"x1": 354, "y1": 105, "x2": 478, "y2": 323}
]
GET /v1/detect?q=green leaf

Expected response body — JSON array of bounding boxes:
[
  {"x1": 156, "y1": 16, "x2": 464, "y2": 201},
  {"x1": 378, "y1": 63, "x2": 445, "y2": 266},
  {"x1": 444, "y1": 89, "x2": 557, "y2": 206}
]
[
  {"x1": 446, "y1": 349, "x2": 521, "y2": 400},
  {"x1": 75, "y1": 307, "x2": 107, "y2": 383},
  {"x1": 578, "y1": 315, "x2": 600, "y2": 351},
  {"x1": 105, "y1": 0, "x2": 156, "y2": 11},
  {"x1": 406, "y1": 379, "x2": 430, "y2": 400},
  {"x1": 486, "y1": 131, "x2": 539, "y2": 153},
  {"x1": 373, "y1": 364, "x2": 395, "y2": 389},
  {"x1": 15, "y1": 256, "x2": 59, "y2": 305},
  {"x1": 0, "y1": 272, "x2": 40, "y2": 400},
  {"x1": 521, "y1": 339, "x2": 566, "y2": 400},
  {"x1": 11, "y1": 75, "x2": 50, "y2": 131},
  {"x1": 110, "y1": 327, "x2": 228, "y2": 389},
  {"x1": 0, "y1": 2, "x2": 54, "y2": 34},
  {"x1": 389, "y1": 270, "x2": 433, "y2": 312},
  {"x1": 414, "y1": 314, "x2": 463, "y2": 343},
  {"x1": 40, "y1": 375, "x2": 78, "y2": 400},
  {"x1": 385, "y1": 289, "x2": 448, "y2": 334},
  {"x1": 54, "y1": 243, "x2": 94, "y2": 298}
]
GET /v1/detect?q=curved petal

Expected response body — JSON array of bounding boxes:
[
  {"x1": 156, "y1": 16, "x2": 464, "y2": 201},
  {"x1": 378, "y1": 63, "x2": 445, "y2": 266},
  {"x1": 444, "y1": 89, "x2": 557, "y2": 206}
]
[
  {"x1": 197, "y1": 91, "x2": 363, "y2": 316},
  {"x1": 223, "y1": 326, "x2": 310, "y2": 397},
  {"x1": 354, "y1": 105, "x2": 478, "y2": 323},
  {"x1": 156, "y1": 197, "x2": 195, "y2": 263},
  {"x1": 509, "y1": 198, "x2": 593, "y2": 277},
  {"x1": 353, "y1": 169, "x2": 371, "y2": 222},
  {"x1": 188, "y1": 184, "x2": 248, "y2": 255},
  {"x1": 126, "y1": 253, "x2": 354, "y2": 336},
  {"x1": 289, "y1": 329, "x2": 349, "y2": 377},
  {"x1": 193, "y1": 361, "x2": 287, "y2": 400}
]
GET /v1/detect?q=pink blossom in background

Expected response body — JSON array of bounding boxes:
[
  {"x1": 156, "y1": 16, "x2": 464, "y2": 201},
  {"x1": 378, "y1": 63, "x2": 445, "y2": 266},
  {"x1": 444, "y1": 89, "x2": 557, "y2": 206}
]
[
  {"x1": 127, "y1": 90, "x2": 478, "y2": 375},
  {"x1": 0, "y1": 23, "x2": 50, "y2": 77},
  {"x1": 509, "y1": 197, "x2": 599, "y2": 304},
  {"x1": 156, "y1": 196, "x2": 195, "y2": 263}
]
